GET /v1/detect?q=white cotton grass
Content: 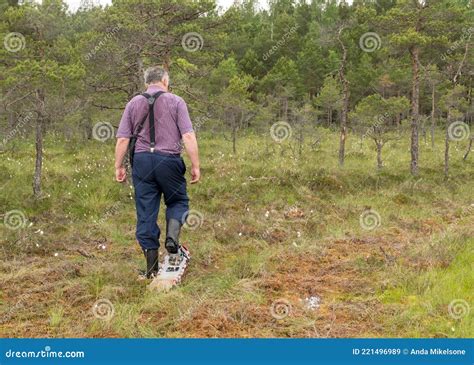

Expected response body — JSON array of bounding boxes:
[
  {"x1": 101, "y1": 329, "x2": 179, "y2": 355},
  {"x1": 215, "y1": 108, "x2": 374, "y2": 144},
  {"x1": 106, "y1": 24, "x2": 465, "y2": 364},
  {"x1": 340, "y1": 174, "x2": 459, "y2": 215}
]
[{"x1": 301, "y1": 295, "x2": 321, "y2": 311}]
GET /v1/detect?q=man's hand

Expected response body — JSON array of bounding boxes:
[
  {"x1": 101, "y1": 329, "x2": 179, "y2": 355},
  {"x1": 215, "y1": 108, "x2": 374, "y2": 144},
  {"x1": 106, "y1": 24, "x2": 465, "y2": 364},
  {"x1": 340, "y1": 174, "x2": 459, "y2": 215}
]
[
  {"x1": 190, "y1": 165, "x2": 200, "y2": 184},
  {"x1": 115, "y1": 138, "x2": 130, "y2": 182},
  {"x1": 116, "y1": 167, "x2": 127, "y2": 182}
]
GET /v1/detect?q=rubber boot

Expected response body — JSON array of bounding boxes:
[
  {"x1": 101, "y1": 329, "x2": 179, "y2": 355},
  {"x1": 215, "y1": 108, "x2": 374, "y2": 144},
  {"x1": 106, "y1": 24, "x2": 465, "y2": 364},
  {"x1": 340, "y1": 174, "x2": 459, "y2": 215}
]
[
  {"x1": 145, "y1": 248, "x2": 159, "y2": 278},
  {"x1": 165, "y1": 218, "x2": 182, "y2": 254}
]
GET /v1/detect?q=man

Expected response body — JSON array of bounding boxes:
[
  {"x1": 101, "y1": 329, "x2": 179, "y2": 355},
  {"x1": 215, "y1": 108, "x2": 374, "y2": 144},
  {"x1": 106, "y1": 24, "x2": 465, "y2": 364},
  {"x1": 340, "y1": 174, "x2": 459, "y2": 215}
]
[{"x1": 114, "y1": 66, "x2": 200, "y2": 279}]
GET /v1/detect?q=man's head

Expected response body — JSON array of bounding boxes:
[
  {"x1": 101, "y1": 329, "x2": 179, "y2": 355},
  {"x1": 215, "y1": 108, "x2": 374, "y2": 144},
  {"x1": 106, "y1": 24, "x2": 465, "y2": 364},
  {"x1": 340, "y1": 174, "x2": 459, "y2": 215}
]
[{"x1": 144, "y1": 66, "x2": 169, "y2": 90}]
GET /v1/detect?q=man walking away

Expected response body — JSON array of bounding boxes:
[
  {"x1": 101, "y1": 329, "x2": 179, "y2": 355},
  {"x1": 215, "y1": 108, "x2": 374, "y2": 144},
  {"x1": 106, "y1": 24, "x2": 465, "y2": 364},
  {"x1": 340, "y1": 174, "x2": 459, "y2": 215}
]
[{"x1": 114, "y1": 66, "x2": 200, "y2": 279}]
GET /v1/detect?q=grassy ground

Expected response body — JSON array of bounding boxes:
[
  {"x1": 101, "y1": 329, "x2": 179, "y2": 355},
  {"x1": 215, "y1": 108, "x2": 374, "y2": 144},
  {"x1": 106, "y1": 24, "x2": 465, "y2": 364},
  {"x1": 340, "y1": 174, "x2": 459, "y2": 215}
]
[{"x1": 1, "y1": 129, "x2": 473, "y2": 338}]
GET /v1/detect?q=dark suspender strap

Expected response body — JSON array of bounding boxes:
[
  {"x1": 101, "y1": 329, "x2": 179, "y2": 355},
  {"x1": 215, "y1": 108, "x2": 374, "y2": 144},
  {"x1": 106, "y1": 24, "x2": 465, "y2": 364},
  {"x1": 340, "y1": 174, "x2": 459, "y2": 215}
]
[
  {"x1": 133, "y1": 93, "x2": 151, "y2": 137},
  {"x1": 147, "y1": 91, "x2": 165, "y2": 152}
]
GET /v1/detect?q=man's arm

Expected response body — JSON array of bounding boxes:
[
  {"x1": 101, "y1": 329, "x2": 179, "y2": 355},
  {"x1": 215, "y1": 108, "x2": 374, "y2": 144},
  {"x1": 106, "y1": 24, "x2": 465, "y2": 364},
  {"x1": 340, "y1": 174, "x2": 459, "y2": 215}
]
[
  {"x1": 182, "y1": 132, "x2": 200, "y2": 184},
  {"x1": 115, "y1": 137, "x2": 130, "y2": 182},
  {"x1": 115, "y1": 100, "x2": 134, "y2": 182}
]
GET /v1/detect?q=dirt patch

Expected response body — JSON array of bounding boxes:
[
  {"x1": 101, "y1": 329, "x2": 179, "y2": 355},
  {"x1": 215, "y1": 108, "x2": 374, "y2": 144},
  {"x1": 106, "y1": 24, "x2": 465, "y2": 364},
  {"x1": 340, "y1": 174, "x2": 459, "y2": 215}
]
[{"x1": 161, "y1": 237, "x2": 397, "y2": 338}]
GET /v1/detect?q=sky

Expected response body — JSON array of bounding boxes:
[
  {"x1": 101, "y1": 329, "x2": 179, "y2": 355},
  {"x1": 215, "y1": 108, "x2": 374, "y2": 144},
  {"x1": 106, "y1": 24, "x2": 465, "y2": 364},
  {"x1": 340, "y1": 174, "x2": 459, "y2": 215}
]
[{"x1": 64, "y1": 0, "x2": 270, "y2": 13}]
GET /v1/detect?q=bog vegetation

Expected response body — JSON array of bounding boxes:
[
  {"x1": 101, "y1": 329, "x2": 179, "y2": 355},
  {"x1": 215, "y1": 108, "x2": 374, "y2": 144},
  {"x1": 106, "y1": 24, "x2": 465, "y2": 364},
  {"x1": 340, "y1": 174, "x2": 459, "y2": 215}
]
[{"x1": 0, "y1": 0, "x2": 473, "y2": 337}]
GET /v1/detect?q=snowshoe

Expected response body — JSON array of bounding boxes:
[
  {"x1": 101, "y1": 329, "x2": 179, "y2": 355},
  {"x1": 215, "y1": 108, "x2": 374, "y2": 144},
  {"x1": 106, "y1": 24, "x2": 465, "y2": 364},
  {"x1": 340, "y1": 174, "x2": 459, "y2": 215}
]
[{"x1": 148, "y1": 245, "x2": 190, "y2": 292}]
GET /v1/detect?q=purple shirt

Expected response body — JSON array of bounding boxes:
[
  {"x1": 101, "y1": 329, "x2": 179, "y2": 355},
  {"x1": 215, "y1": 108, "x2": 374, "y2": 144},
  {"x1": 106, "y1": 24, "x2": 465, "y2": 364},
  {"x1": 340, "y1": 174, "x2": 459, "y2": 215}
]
[{"x1": 116, "y1": 85, "x2": 193, "y2": 154}]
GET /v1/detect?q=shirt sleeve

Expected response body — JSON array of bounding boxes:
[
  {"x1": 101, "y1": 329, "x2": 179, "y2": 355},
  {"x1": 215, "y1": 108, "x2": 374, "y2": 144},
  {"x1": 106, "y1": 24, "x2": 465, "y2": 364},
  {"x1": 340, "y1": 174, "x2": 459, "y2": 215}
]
[
  {"x1": 116, "y1": 101, "x2": 133, "y2": 138},
  {"x1": 176, "y1": 98, "x2": 194, "y2": 136}
]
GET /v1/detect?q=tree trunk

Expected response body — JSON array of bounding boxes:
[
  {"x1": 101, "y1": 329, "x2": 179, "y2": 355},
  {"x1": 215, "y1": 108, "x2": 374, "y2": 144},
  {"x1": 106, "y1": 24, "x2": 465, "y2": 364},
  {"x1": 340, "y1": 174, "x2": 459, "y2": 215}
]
[
  {"x1": 444, "y1": 109, "x2": 451, "y2": 180},
  {"x1": 422, "y1": 122, "x2": 427, "y2": 144},
  {"x1": 395, "y1": 90, "x2": 401, "y2": 127},
  {"x1": 339, "y1": 124, "x2": 347, "y2": 166},
  {"x1": 84, "y1": 119, "x2": 92, "y2": 140},
  {"x1": 8, "y1": 111, "x2": 14, "y2": 129},
  {"x1": 409, "y1": 46, "x2": 420, "y2": 176},
  {"x1": 463, "y1": 137, "x2": 473, "y2": 161},
  {"x1": 136, "y1": 56, "x2": 144, "y2": 93},
  {"x1": 163, "y1": 50, "x2": 171, "y2": 71},
  {"x1": 298, "y1": 127, "x2": 303, "y2": 157},
  {"x1": 33, "y1": 115, "x2": 43, "y2": 198},
  {"x1": 232, "y1": 122, "x2": 237, "y2": 155},
  {"x1": 376, "y1": 140, "x2": 383, "y2": 170},
  {"x1": 33, "y1": 89, "x2": 45, "y2": 198},
  {"x1": 430, "y1": 83, "x2": 436, "y2": 148},
  {"x1": 338, "y1": 27, "x2": 349, "y2": 167}
]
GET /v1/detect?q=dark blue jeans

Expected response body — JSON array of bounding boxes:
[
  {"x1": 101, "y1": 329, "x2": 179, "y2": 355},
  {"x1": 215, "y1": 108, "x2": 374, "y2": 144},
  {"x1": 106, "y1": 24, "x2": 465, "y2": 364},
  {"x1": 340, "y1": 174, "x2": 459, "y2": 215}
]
[{"x1": 132, "y1": 152, "x2": 189, "y2": 250}]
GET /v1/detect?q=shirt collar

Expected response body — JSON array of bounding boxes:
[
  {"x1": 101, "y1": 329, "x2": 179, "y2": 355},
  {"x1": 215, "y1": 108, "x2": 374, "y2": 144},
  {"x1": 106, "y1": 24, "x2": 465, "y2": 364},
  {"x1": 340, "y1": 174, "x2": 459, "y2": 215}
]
[{"x1": 146, "y1": 85, "x2": 167, "y2": 94}]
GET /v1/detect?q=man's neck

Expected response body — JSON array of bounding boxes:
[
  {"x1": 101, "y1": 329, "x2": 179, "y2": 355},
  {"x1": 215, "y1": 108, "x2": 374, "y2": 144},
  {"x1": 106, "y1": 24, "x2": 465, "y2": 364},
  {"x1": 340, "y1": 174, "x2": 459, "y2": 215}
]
[{"x1": 148, "y1": 82, "x2": 167, "y2": 91}]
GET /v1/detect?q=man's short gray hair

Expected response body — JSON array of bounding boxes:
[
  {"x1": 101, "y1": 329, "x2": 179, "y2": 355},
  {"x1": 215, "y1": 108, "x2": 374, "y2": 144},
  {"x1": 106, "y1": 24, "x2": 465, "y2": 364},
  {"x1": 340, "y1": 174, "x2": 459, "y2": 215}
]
[{"x1": 144, "y1": 66, "x2": 169, "y2": 84}]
